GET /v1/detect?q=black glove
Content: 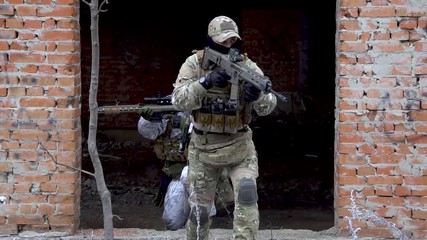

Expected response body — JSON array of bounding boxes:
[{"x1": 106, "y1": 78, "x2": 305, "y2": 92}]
[
  {"x1": 244, "y1": 82, "x2": 261, "y2": 102},
  {"x1": 140, "y1": 109, "x2": 153, "y2": 120},
  {"x1": 199, "y1": 68, "x2": 231, "y2": 89},
  {"x1": 150, "y1": 112, "x2": 163, "y2": 122}
]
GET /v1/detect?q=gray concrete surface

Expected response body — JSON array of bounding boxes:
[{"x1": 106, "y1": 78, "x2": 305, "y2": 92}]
[{"x1": 0, "y1": 227, "x2": 368, "y2": 240}]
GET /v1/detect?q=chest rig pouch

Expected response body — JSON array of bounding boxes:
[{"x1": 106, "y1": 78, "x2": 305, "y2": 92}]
[
  {"x1": 154, "y1": 114, "x2": 188, "y2": 163},
  {"x1": 193, "y1": 87, "x2": 244, "y2": 134}
]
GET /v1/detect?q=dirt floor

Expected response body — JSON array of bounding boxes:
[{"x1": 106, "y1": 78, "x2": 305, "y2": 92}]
[{"x1": 80, "y1": 183, "x2": 335, "y2": 231}]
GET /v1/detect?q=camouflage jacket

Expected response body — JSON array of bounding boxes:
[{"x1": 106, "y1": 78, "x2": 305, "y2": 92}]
[{"x1": 171, "y1": 50, "x2": 277, "y2": 129}]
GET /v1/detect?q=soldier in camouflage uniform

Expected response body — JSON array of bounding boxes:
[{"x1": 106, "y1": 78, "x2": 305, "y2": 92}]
[
  {"x1": 171, "y1": 16, "x2": 277, "y2": 240},
  {"x1": 137, "y1": 110, "x2": 189, "y2": 207},
  {"x1": 137, "y1": 108, "x2": 234, "y2": 230}
]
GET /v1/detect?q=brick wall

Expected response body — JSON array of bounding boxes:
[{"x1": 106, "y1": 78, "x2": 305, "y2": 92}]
[
  {"x1": 80, "y1": 27, "x2": 180, "y2": 129},
  {"x1": 336, "y1": 0, "x2": 427, "y2": 239},
  {"x1": 241, "y1": 9, "x2": 301, "y2": 92},
  {"x1": 0, "y1": 0, "x2": 81, "y2": 235},
  {"x1": 1, "y1": 0, "x2": 427, "y2": 239}
]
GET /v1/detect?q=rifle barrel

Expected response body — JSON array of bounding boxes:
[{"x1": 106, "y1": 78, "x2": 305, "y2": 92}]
[
  {"x1": 98, "y1": 104, "x2": 177, "y2": 115},
  {"x1": 271, "y1": 90, "x2": 287, "y2": 102}
]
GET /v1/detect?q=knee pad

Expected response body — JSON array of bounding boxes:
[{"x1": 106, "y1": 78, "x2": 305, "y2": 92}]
[
  {"x1": 189, "y1": 205, "x2": 209, "y2": 226},
  {"x1": 238, "y1": 178, "x2": 258, "y2": 204}
]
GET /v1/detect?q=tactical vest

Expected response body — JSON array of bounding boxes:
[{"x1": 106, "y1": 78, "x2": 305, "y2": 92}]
[
  {"x1": 153, "y1": 113, "x2": 189, "y2": 177},
  {"x1": 191, "y1": 50, "x2": 252, "y2": 134}
]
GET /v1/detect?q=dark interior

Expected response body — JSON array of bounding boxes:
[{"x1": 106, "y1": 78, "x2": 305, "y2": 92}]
[{"x1": 79, "y1": 1, "x2": 337, "y2": 230}]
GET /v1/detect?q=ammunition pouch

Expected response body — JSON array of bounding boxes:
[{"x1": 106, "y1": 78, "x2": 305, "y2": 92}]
[
  {"x1": 193, "y1": 93, "x2": 247, "y2": 133},
  {"x1": 154, "y1": 139, "x2": 187, "y2": 163}
]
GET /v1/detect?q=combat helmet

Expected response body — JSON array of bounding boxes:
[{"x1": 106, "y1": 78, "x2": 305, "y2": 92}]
[{"x1": 208, "y1": 16, "x2": 241, "y2": 43}]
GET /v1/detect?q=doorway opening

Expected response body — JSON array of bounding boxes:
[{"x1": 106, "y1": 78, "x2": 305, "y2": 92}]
[{"x1": 79, "y1": 1, "x2": 336, "y2": 231}]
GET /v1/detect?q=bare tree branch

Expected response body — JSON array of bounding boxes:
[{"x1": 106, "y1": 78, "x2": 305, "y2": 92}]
[
  {"x1": 98, "y1": 154, "x2": 122, "y2": 160},
  {"x1": 39, "y1": 141, "x2": 95, "y2": 177},
  {"x1": 99, "y1": 0, "x2": 109, "y2": 12}
]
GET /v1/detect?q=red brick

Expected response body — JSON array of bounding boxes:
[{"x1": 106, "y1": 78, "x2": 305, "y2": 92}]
[
  {"x1": 15, "y1": 6, "x2": 37, "y2": 16},
  {"x1": 0, "y1": 224, "x2": 18, "y2": 236},
  {"x1": 8, "y1": 215, "x2": 44, "y2": 225},
  {"x1": 341, "y1": 0, "x2": 367, "y2": 6},
  {"x1": 37, "y1": 6, "x2": 77, "y2": 17},
  {"x1": 367, "y1": 176, "x2": 404, "y2": 185},
  {"x1": 394, "y1": 185, "x2": 411, "y2": 196}
]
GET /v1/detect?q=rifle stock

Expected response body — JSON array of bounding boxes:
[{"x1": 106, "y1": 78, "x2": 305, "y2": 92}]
[{"x1": 201, "y1": 47, "x2": 286, "y2": 110}]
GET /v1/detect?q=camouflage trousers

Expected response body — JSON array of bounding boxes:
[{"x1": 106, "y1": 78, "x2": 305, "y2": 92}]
[{"x1": 186, "y1": 135, "x2": 259, "y2": 240}]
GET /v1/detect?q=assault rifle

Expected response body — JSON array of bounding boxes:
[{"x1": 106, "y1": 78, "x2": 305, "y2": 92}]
[
  {"x1": 97, "y1": 96, "x2": 177, "y2": 115},
  {"x1": 201, "y1": 47, "x2": 287, "y2": 111},
  {"x1": 98, "y1": 96, "x2": 191, "y2": 153}
]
